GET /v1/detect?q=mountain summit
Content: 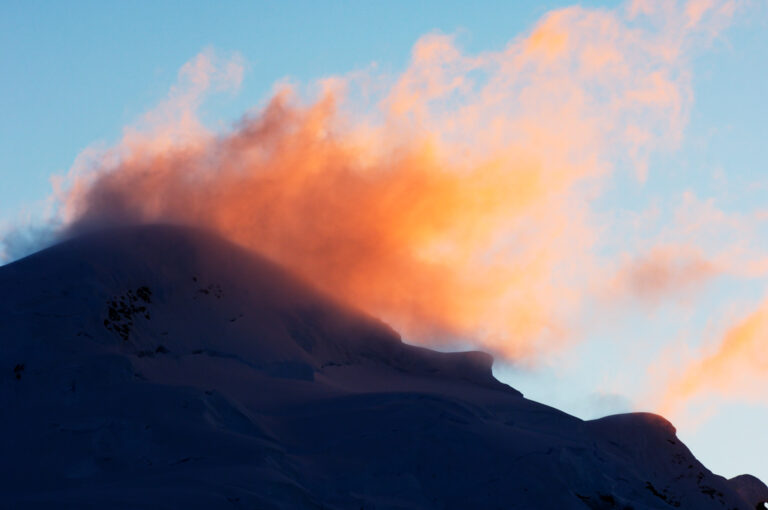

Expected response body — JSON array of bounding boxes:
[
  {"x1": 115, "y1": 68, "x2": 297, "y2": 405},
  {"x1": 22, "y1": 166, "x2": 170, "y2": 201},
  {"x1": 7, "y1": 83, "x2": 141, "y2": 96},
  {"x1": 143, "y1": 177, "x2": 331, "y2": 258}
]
[{"x1": 1, "y1": 225, "x2": 765, "y2": 509}]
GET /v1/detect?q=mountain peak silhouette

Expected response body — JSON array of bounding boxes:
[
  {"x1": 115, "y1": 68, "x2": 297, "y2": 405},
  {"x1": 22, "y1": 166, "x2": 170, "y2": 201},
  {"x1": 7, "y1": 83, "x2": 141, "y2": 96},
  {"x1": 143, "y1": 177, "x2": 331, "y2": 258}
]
[{"x1": 1, "y1": 224, "x2": 765, "y2": 508}]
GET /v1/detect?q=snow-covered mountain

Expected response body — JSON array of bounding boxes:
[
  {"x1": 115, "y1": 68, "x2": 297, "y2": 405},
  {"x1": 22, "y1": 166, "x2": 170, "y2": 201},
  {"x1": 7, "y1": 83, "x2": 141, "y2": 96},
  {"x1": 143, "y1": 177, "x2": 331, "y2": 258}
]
[{"x1": 1, "y1": 225, "x2": 765, "y2": 509}]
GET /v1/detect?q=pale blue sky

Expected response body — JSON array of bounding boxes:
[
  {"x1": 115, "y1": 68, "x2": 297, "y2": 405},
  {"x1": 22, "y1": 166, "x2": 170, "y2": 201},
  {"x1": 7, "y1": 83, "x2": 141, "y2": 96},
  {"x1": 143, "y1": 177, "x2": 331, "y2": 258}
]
[{"x1": 2, "y1": 0, "x2": 767, "y2": 483}]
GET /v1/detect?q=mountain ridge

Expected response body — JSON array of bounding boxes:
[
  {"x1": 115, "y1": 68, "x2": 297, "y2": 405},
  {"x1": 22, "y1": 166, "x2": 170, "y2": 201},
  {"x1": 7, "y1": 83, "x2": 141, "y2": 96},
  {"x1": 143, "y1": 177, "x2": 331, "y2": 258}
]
[{"x1": 1, "y1": 224, "x2": 765, "y2": 509}]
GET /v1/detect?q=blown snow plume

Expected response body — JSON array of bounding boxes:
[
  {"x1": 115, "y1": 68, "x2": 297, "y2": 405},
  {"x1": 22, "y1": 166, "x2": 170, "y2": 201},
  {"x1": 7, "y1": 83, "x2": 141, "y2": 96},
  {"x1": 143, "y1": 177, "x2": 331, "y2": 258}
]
[{"x1": 46, "y1": 1, "x2": 733, "y2": 360}]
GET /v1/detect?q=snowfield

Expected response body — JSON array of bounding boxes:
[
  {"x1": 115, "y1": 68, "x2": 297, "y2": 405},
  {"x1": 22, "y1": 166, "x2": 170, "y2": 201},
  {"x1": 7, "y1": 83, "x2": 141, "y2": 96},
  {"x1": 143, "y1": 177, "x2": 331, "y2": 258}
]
[{"x1": 1, "y1": 225, "x2": 766, "y2": 509}]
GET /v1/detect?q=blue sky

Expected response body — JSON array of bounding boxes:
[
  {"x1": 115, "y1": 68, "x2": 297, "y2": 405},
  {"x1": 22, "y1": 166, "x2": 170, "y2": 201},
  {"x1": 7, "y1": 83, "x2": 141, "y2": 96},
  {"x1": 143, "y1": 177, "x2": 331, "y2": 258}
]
[{"x1": 2, "y1": 0, "x2": 767, "y2": 483}]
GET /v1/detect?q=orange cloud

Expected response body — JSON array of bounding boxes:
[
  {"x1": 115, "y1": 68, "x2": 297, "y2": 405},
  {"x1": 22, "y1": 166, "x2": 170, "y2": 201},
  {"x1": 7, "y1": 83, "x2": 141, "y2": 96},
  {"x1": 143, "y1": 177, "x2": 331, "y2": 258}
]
[
  {"x1": 63, "y1": 90, "x2": 579, "y2": 359},
  {"x1": 658, "y1": 297, "x2": 768, "y2": 415},
  {"x1": 606, "y1": 245, "x2": 718, "y2": 304},
  {"x1": 602, "y1": 187, "x2": 768, "y2": 312},
  {"x1": 53, "y1": 1, "x2": 734, "y2": 361}
]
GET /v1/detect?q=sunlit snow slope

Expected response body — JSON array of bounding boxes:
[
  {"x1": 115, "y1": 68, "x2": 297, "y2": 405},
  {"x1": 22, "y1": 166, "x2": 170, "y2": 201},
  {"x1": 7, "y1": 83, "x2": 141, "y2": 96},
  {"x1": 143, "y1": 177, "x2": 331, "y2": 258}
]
[{"x1": 1, "y1": 225, "x2": 765, "y2": 509}]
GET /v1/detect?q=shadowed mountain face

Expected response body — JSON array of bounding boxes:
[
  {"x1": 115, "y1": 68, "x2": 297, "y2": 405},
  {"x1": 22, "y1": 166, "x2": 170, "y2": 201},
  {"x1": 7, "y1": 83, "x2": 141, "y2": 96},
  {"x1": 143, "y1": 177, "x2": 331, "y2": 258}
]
[{"x1": 1, "y1": 225, "x2": 765, "y2": 509}]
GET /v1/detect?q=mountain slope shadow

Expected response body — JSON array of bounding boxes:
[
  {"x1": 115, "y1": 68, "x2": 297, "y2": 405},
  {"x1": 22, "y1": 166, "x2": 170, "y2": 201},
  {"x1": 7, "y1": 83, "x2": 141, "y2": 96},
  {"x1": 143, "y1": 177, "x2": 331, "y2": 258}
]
[{"x1": 1, "y1": 224, "x2": 765, "y2": 509}]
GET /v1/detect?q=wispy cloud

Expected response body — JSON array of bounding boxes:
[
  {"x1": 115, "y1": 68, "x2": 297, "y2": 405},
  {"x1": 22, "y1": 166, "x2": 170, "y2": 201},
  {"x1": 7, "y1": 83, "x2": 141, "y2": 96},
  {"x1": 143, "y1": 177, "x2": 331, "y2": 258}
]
[
  {"x1": 606, "y1": 244, "x2": 718, "y2": 304},
  {"x1": 657, "y1": 296, "x2": 768, "y2": 415}
]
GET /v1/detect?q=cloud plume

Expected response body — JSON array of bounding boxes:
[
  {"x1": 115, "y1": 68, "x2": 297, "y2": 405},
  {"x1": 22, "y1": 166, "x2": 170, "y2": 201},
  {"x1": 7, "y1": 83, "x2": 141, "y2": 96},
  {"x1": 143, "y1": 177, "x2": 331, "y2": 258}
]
[{"x1": 47, "y1": 1, "x2": 733, "y2": 360}]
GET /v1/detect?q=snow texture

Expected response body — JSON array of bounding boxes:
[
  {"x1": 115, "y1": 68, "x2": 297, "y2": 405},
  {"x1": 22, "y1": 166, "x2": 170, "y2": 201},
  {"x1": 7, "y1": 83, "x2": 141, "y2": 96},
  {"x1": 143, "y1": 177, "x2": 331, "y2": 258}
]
[{"x1": 1, "y1": 225, "x2": 765, "y2": 509}]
